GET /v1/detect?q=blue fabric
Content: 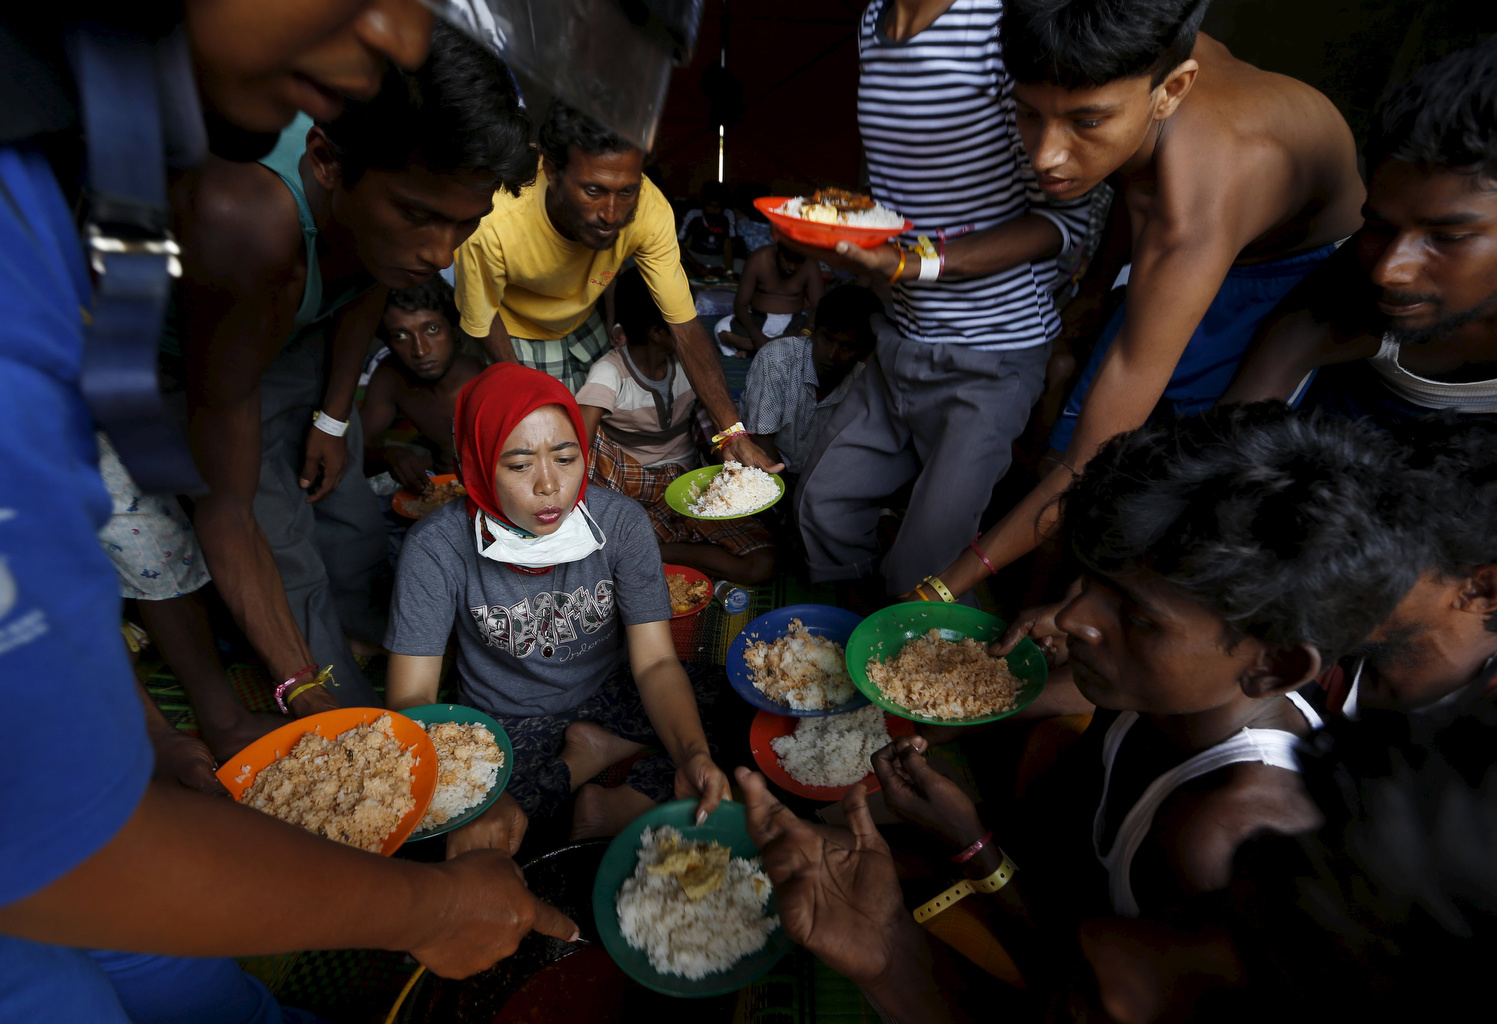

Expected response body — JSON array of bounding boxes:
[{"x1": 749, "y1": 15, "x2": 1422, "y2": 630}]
[
  {"x1": 1049, "y1": 241, "x2": 1341, "y2": 452},
  {"x1": 1300, "y1": 358, "x2": 1497, "y2": 431},
  {"x1": 87, "y1": 951, "x2": 282, "y2": 1024},
  {"x1": 0, "y1": 938, "x2": 130, "y2": 1024}
]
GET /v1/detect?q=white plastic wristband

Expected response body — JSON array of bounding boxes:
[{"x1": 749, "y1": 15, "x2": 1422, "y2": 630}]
[
  {"x1": 311, "y1": 410, "x2": 349, "y2": 438},
  {"x1": 917, "y1": 254, "x2": 941, "y2": 282}
]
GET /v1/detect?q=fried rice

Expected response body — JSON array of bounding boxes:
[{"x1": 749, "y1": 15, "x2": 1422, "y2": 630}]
[
  {"x1": 866, "y1": 629, "x2": 1020, "y2": 719},
  {"x1": 744, "y1": 618, "x2": 856, "y2": 710}
]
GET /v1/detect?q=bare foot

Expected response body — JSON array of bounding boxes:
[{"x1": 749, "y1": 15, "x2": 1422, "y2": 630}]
[
  {"x1": 200, "y1": 711, "x2": 289, "y2": 762},
  {"x1": 560, "y1": 721, "x2": 646, "y2": 792},
  {"x1": 571, "y1": 784, "x2": 656, "y2": 840}
]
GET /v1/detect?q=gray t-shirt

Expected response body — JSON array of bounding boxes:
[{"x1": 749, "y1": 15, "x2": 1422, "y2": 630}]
[{"x1": 385, "y1": 487, "x2": 672, "y2": 717}]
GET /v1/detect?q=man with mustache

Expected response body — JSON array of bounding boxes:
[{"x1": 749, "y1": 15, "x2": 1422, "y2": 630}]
[{"x1": 1223, "y1": 39, "x2": 1497, "y2": 428}]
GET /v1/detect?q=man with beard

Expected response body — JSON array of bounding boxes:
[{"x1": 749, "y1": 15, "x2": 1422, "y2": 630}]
[
  {"x1": 1223, "y1": 39, "x2": 1497, "y2": 426},
  {"x1": 363, "y1": 278, "x2": 482, "y2": 496},
  {"x1": 454, "y1": 103, "x2": 776, "y2": 470}
]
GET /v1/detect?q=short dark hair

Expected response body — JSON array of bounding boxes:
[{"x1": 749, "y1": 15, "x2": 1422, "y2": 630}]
[
  {"x1": 1365, "y1": 37, "x2": 1497, "y2": 183},
  {"x1": 816, "y1": 285, "x2": 883, "y2": 351},
  {"x1": 320, "y1": 20, "x2": 537, "y2": 195},
  {"x1": 1062, "y1": 403, "x2": 1430, "y2": 661},
  {"x1": 613, "y1": 266, "x2": 667, "y2": 346},
  {"x1": 1001, "y1": 0, "x2": 1212, "y2": 90},
  {"x1": 378, "y1": 277, "x2": 458, "y2": 341},
  {"x1": 538, "y1": 102, "x2": 636, "y2": 176},
  {"x1": 1404, "y1": 418, "x2": 1497, "y2": 630}
]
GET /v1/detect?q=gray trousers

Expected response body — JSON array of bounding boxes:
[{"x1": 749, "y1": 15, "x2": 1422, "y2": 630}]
[
  {"x1": 795, "y1": 322, "x2": 1048, "y2": 595},
  {"x1": 255, "y1": 327, "x2": 387, "y2": 705}
]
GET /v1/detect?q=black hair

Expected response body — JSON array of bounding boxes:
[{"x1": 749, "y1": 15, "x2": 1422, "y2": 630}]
[
  {"x1": 815, "y1": 285, "x2": 883, "y2": 351},
  {"x1": 1404, "y1": 417, "x2": 1497, "y2": 630},
  {"x1": 613, "y1": 266, "x2": 667, "y2": 346},
  {"x1": 1365, "y1": 37, "x2": 1497, "y2": 183},
  {"x1": 320, "y1": 20, "x2": 536, "y2": 195},
  {"x1": 1000, "y1": 0, "x2": 1211, "y2": 90},
  {"x1": 1061, "y1": 402, "x2": 1431, "y2": 661},
  {"x1": 377, "y1": 277, "x2": 458, "y2": 340},
  {"x1": 538, "y1": 102, "x2": 636, "y2": 176}
]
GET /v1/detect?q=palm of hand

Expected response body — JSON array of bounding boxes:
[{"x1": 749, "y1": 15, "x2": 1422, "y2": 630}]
[{"x1": 772, "y1": 828, "x2": 904, "y2": 983}]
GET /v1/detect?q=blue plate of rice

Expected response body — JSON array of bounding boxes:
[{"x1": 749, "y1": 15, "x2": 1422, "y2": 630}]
[{"x1": 727, "y1": 604, "x2": 869, "y2": 717}]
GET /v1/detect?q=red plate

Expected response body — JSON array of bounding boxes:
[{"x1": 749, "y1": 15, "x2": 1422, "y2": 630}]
[
  {"x1": 663, "y1": 563, "x2": 712, "y2": 619},
  {"x1": 391, "y1": 473, "x2": 463, "y2": 520},
  {"x1": 755, "y1": 195, "x2": 912, "y2": 250},
  {"x1": 749, "y1": 707, "x2": 917, "y2": 802}
]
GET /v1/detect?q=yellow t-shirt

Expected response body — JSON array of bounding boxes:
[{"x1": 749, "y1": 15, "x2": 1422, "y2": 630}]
[{"x1": 453, "y1": 175, "x2": 696, "y2": 341}]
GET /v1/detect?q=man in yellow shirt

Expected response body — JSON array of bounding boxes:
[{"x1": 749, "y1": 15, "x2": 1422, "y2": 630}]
[{"x1": 455, "y1": 103, "x2": 775, "y2": 470}]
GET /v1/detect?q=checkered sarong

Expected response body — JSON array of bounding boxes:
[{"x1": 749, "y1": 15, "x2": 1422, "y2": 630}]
[
  {"x1": 588, "y1": 434, "x2": 773, "y2": 556},
  {"x1": 510, "y1": 309, "x2": 611, "y2": 392}
]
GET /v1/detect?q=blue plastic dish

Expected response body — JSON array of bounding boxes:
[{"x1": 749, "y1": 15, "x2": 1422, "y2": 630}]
[{"x1": 726, "y1": 604, "x2": 869, "y2": 717}]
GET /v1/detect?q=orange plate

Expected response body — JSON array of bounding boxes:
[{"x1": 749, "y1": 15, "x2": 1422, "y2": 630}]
[
  {"x1": 749, "y1": 708, "x2": 917, "y2": 802},
  {"x1": 215, "y1": 707, "x2": 437, "y2": 856},
  {"x1": 391, "y1": 473, "x2": 461, "y2": 520},
  {"x1": 755, "y1": 196, "x2": 912, "y2": 250},
  {"x1": 663, "y1": 563, "x2": 713, "y2": 619}
]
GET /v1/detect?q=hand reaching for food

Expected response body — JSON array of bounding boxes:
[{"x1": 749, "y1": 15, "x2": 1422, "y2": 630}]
[
  {"x1": 387, "y1": 446, "x2": 435, "y2": 495},
  {"x1": 720, "y1": 433, "x2": 785, "y2": 475},
  {"x1": 151, "y1": 728, "x2": 230, "y2": 796},
  {"x1": 446, "y1": 792, "x2": 528, "y2": 859},
  {"x1": 871, "y1": 736, "x2": 986, "y2": 852},
  {"x1": 992, "y1": 578, "x2": 1085, "y2": 666},
  {"x1": 675, "y1": 751, "x2": 731, "y2": 825}
]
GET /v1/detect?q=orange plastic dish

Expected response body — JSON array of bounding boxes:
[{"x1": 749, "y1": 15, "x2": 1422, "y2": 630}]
[
  {"x1": 662, "y1": 563, "x2": 713, "y2": 619},
  {"x1": 391, "y1": 473, "x2": 462, "y2": 520},
  {"x1": 749, "y1": 708, "x2": 917, "y2": 802},
  {"x1": 754, "y1": 196, "x2": 912, "y2": 250},
  {"x1": 215, "y1": 707, "x2": 437, "y2": 856}
]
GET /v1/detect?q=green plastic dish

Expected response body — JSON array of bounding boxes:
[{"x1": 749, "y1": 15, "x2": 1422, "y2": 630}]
[
  {"x1": 399, "y1": 704, "x2": 514, "y2": 841},
  {"x1": 845, "y1": 602, "x2": 1048, "y2": 726},
  {"x1": 592, "y1": 799, "x2": 790, "y2": 998},
  {"x1": 663, "y1": 464, "x2": 786, "y2": 520}
]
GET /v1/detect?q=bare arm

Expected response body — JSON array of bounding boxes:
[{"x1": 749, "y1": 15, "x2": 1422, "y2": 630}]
[
  {"x1": 731, "y1": 253, "x2": 770, "y2": 352},
  {"x1": 578, "y1": 404, "x2": 605, "y2": 445},
  {"x1": 301, "y1": 287, "x2": 384, "y2": 502},
  {"x1": 362, "y1": 367, "x2": 434, "y2": 494},
  {"x1": 479, "y1": 316, "x2": 518, "y2": 365},
  {"x1": 803, "y1": 261, "x2": 825, "y2": 328},
  {"x1": 386, "y1": 653, "x2": 443, "y2": 710},
  {"x1": 668, "y1": 318, "x2": 784, "y2": 473},
  {"x1": 779, "y1": 213, "x2": 1064, "y2": 281}
]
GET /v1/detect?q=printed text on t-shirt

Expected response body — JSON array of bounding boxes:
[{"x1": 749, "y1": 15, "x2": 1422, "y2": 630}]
[{"x1": 470, "y1": 581, "x2": 615, "y2": 658}]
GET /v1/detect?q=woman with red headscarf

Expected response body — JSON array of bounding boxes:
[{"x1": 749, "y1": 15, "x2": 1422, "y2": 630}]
[{"x1": 385, "y1": 364, "x2": 729, "y2": 847}]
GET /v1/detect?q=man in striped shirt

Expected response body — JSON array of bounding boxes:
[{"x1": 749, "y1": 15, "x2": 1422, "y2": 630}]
[{"x1": 792, "y1": 0, "x2": 1092, "y2": 598}]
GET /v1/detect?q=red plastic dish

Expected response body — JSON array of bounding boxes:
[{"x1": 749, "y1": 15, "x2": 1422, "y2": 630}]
[
  {"x1": 754, "y1": 196, "x2": 912, "y2": 250},
  {"x1": 391, "y1": 473, "x2": 462, "y2": 520},
  {"x1": 749, "y1": 707, "x2": 917, "y2": 802},
  {"x1": 663, "y1": 563, "x2": 713, "y2": 619}
]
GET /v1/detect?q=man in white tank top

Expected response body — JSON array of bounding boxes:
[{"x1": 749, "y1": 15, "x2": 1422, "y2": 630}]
[{"x1": 1222, "y1": 40, "x2": 1497, "y2": 426}]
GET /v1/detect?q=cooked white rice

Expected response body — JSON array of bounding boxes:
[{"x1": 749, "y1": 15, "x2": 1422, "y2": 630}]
[
  {"x1": 867, "y1": 628, "x2": 1020, "y2": 719},
  {"x1": 775, "y1": 195, "x2": 905, "y2": 229},
  {"x1": 744, "y1": 618, "x2": 857, "y2": 710},
  {"x1": 771, "y1": 703, "x2": 890, "y2": 788},
  {"x1": 688, "y1": 461, "x2": 780, "y2": 517},
  {"x1": 416, "y1": 720, "x2": 504, "y2": 831},
  {"x1": 617, "y1": 826, "x2": 778, "y2": 979}
]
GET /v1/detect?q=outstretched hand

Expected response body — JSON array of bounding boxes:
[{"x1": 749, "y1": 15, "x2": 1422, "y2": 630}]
[
  {"x1": 300, "y1": 427, "x2": 349, "y2": 503},
  {"x1": 774, "y1": 231, "x2": 901, "y2": 281},
  {"x1": 871, "y1": 737, "x2": 985, "y2": 851}
]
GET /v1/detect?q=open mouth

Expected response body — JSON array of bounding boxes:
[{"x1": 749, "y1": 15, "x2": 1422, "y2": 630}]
[{"x1": 533, "y1": 506, "x2": 564, "y2": 525}]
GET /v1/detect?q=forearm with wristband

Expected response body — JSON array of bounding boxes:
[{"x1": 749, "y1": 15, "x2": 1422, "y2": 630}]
[{"x1": 912, "y1": 830, "x2": 1018, "y2": 924}]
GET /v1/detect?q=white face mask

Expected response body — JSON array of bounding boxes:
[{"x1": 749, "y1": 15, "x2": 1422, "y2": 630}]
[{"x1": 472, "y1": 502, "x2": 605, "y2": 568}]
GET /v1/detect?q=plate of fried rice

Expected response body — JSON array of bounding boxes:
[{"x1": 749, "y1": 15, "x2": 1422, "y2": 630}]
[
  {"x1": 665, "y1": 462, "x2": 785, "y2": 520},
  {"x1": 593, "y1": 799, "x2": 790, "y2": 997},
  {"x1": 845, "y1": 603, "x2": 1049, "y2": 726},
  {"x1": 663, "y1": 563, "x2": 713, "y2": 618},
  {"x1": 755, "y1": 193, "x2": 912, "y2": 249},
  {"x1": 392, "y1": 473, "x2": 467, "y2": 519},
  {"x1": 727, "y1": 604, "x2": 869, "y2": 716},
  {"x1": 750, "y1": 705, "x2": 916, "y2": 801},
  {"x1": 217, "y1": 707, "x2": 437, "y2": 855},
  {"x1": 398, "y1": 704, "x2": 513, "y2": 840}
]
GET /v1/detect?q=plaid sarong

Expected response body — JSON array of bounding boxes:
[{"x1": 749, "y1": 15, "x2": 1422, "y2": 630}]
[
  {"x1": 589, "y1": 434, "x2": 774, "y2": 556},
  {"x1": 510, "y1": 309, "x2": 612, "y2": 393}
]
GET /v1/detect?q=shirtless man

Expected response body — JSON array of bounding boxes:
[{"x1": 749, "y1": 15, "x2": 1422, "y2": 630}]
[
  {"x1": 362, "y1": 279, "x2": 482, "y2": 495},
  {"x1": 921, "y1": 0, "x2": 1366, "y2": 602},
  {"x1": 1222, "y1": 40, "x2": 1497, "y2": 429},
  {"x1": 715, "y1": 243, "x2": 824, "y2": 356}
]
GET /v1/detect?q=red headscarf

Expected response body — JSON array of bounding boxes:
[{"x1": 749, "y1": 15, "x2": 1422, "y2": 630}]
[{"x1": 454, "y1": 363, "x2": 590, "y2": 528}]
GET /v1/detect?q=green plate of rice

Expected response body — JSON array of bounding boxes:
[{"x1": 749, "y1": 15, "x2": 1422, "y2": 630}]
[
  {"x1": 400, "y1": 704, "x2": 513, "y2": 841},
  {"x1": 664, "y1": 464, "x2": 785, "y2": 520},
  {"x1": 593, "y1": 799, "x2": 790, "y2": 997}
]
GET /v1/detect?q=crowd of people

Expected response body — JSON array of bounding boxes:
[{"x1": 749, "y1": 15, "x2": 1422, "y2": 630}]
[{"x1": 3, "y1": 0, "x2": 1496, "y2": 1021}]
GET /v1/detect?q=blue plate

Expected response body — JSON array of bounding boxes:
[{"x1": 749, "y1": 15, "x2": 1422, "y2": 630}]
[
  {"x1": 592, "y1": 799, "x2": 790, "y2": 997},
  {"x1": 727, "y1": 604, "x2": 868, "y2": 717}
]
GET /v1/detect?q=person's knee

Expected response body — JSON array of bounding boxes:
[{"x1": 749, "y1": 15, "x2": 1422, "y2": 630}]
[{"x1": 736, "y1": 547, "x2": 776, "y2": 584}]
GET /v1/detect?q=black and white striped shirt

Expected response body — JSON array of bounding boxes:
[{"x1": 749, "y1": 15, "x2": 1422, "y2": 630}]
[{"x1": 859, "y1": 0, "x2": 1091, "y2": 350}]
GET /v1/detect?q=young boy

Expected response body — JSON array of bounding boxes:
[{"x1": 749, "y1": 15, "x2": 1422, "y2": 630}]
[
  {"x1": 678, "y1": 180, "x2": 738, "y2": 280},
  {"x1": 577, "y1": 268, "x2": 776, "y2": 583},
  {"x1": 927, "y1": 0, "x2": 1367, "y2": 601},
  {"x1": 740, "y1": 285, "x2": 882, "y2": 474},
  {"x1": 361, "y1": 278, "x2": 483, "y2": 496},
  {"x1": 714, "y1": 243, "x2": 825, "y2": 357}
]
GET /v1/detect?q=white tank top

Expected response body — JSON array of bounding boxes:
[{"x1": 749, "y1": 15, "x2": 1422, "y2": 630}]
[
  {"x1": 1092, "y1": 691, "x2": 1324, "y2": 917},
  {"x1": 1368, "y1": 335, "x2": 1497, "y2": 412}
]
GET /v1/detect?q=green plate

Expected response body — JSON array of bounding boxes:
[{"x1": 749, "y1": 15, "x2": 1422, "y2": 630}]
[
  {"x1": 845, "y1": 602, "x2": 1048, "y2": 726},
  {"x1": 663, "y1": 464, "x2": 786, "y2": 520},
  {"x1": 399, "y1": 704, "x2": 513, "y2": 841},
  {"x1": 592, "y1": 799, "x2": 790, "y2": 997}
]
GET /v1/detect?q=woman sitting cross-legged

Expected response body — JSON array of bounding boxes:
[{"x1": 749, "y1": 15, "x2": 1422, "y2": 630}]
[{"x1": 385, "y1": 363, "x2": 729, "y2": 851}]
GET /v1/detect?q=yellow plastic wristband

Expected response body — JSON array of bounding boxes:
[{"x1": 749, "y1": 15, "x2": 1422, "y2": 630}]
[
  {"x1": 911, "y1": 854, "x2": 1018, "y2": 924},
  {"x1": 922, "y1": 575, "x2": 956, "y2": 603},
  {"x1": 710, "y1": 421, "x2": 748, "y2": 446},
  {"x1": 286, "y1": 666, "x2": 334, "y2": 707}
]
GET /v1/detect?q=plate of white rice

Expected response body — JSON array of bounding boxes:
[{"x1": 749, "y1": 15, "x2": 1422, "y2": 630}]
[
  {"x1": 665, "y1": 462, "x2": 785, "y2": 520},
  {"x1": 750, "y1": 704, "x2": 917, "y2": 801},
  {"x1": 399, "y1": 704, "x2": 513, "y2": 840},
  {"x1": 593, "y1": 799, "x2": 790, "y2": 997}
]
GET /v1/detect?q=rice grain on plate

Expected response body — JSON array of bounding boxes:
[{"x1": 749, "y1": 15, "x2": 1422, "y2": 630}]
[
  {"x1": 688, "y1": 462, "x2": 779, "y2": 517},
  {"x1": 775, "y1": 195, "x2": 905, "y2": 229},
  {"x1": 867, "y1": 628, "x2": 1020, "y2": 719},
  {"x1": 617, "y1": 826, "x2": 779, "y2": 979},
  {"x1": 744, "y1": 618, "x2": 856, "y2": 710},
  {"x1": 239, "y1": 713, "x2": 416, "y2": 852},
  {"x1": 416, "y1": 720, "x2": 503, "y2": 831},
  {"x1": 771, "y1": 703, "x2": 891, "y2": 788}
]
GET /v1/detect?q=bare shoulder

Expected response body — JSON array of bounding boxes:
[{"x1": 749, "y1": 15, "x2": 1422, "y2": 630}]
[
  {"x1": 365, "y1": 360, "x2": 404, "y2": 399},
  {"x1": 173, "y1": 155, "x2": 303, "y2": 288}
]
